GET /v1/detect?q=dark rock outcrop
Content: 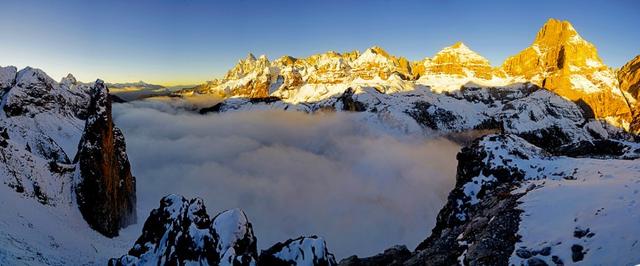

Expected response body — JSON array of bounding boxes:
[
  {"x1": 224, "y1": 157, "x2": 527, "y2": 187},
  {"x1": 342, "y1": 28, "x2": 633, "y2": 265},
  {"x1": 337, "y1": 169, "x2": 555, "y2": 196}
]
[
  {"x1": 75, "y1": 80, "x2": 136, "y2": 237},
  {"x1": 338, "y1": 245, "x2": 410, "y2": 266},
  {"x1": 259, "y1": 236, "x2": 337, "y2": 266},
  {"x1": 109, "y1": 194, "x2": 252, "y2": 265},
  {"x1": 337, "y1": 88, "x2": 366, "y2": 112},
  {"x1": 112, "y1": 194, "x2": 336, "y2": 266}
]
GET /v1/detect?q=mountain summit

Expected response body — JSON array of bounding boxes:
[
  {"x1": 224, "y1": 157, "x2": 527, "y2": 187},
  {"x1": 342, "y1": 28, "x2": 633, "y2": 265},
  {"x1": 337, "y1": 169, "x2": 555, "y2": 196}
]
[
  {"x1": 502, "y1": 19, "x2": 633, "y2": 125},
  {"x1": 415, "y1": 41, "x2": 498, "y2": 79}
]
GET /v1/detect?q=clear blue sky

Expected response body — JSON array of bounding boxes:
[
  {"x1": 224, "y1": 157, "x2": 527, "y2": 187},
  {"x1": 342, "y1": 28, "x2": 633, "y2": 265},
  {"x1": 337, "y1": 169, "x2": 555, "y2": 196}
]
[{"x1": 0, "y1": 0, "x2": 638, "y2": 85}]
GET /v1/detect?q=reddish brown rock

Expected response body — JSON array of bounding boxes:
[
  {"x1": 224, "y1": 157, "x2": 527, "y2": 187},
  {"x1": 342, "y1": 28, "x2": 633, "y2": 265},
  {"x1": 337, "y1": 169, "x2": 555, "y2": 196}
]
[{"x1": 75, "y1": 80, "x2": 136, "y2": 237}]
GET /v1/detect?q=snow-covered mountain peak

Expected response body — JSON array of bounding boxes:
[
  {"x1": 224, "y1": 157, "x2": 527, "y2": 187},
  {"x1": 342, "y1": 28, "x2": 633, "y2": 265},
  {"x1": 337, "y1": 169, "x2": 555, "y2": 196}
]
[
  {"x1": 224, "y1": 52, "x2": 271, "y2": 80},
  {"x1": 534, "y1": 18, "x2": 584, "y2": 46},
  {"x1": 245, "y1": 52, "x2": 257, "y2": 62},
  {"x1": 15, "y1": 66, "x2": 56, "y2": 88},
  {"x1": 352, "y1": 45, "x2": 394, "y2": 66},
  {"x1": 412, "y1": 42, "x2": 505, "y2": 90},
  {"x1": 433, "y1": 41, "x2": 490, "y2": 65},
  {"x1": 502, "y1": 19, "x2": 632, "y2": 128}
]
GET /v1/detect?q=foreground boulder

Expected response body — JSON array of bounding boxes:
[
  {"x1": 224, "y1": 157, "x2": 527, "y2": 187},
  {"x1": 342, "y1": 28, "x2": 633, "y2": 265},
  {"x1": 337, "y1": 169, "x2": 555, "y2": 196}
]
[
  {"x1": 259, "y1": 236, "x2": 337, "y2": 266},
  {"x1": 109, "y1": 194, "x2": 252, "y2": 265},
  {"x1": 111, "y1": 194, "x2": 336, "y2": 266}
]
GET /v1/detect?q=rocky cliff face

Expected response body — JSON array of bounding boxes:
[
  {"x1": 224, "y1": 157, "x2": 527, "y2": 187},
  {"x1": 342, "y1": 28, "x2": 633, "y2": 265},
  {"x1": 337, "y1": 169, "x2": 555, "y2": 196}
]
[
  {"x1": 502, "y1": 18, "x2": 633, "y2": 127},
  {"x1": 74, "y1": 80, "x2": 136, "y2": 237},
  {"x1": 618, "y1": 55, "x2": 640, "y2": 100},
  {"x1": 337, "y1": 134, "x2": 640, "y2": 265},
  {"x1": 618, "y1": 55, "x2": 640, "y2": 133},
  {"x1": 413, "y1": 42, "x2": 500, "y2": 80},
  {"x1": 110, "y1": 194, "x2": 336, "y2": 266},
  {"x1": 0, "y1": 66, "x2": 136, "y2": 238}
]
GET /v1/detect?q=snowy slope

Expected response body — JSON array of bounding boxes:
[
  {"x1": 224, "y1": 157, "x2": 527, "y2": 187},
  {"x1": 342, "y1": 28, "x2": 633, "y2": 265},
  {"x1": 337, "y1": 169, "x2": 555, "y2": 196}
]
[
  {"x1": 0, "y1": 183, "x2": 136, "y2": 265},
  {"x1": 466, "y1": 135, "x2": 640, "y2": 265}
]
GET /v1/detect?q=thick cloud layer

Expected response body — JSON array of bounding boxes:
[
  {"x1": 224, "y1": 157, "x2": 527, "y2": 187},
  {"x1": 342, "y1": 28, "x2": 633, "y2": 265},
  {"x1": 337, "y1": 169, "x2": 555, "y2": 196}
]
[{"x1": 112, "y1": 100, "x2": 461, "y2": 259}]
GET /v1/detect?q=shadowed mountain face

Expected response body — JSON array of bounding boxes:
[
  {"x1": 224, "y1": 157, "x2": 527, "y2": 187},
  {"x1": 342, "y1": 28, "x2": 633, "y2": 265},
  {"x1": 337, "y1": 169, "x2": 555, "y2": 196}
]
[
  {"x1": 75, "y1": 80, "x2": 136, "y2": 237},
  {"x1": 180, "y1": 19, "x2": 637, "y2": 130},
  {"x1": 0, "y1": 67, "x2": 136, "y2": 237}
]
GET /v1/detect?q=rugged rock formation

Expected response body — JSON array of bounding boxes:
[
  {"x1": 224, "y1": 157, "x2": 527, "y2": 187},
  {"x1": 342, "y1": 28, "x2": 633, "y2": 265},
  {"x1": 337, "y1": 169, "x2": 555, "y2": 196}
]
[
  {"x1": 111, "y1": 194, "x2": 336, "y2": 266},
  {"x1": 74, "y1": 80, "x2": 136, "y2": 237},
  {"x1": 108, "y1": 195, "x2": 256, "y2": 265},
  {"x1": 0, "y1": 66, "x2": 136, "y2": 238},
  {"x1": 339, "y1": 134, "x2": 640, "y2": 265},
  {"x1": 618, "y1": 55, "x2": 640, "y2": 100},
  {"x1": 204, "y1": 82, "x2": 638, "y2": 152},
  {"x1": 349, "y1": 46, "x2": 413, "y2": 80},
  {"x1": 502, "y1": 18, "x2": 632, "y2": 127},
  {"x1": 193, "y1": 53, "x2": 272, "y2": 98},
  {"x1": 413, "y1": 42, "x2": 500, "y2": 80},
  {"x1": 618, "y1": 55, "x2": 640, "y2": 133}
]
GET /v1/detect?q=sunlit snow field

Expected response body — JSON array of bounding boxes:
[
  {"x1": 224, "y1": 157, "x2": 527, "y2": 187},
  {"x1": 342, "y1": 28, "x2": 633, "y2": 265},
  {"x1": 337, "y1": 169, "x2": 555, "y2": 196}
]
[{"x1": 113, "y1": 99, "x2": 461, "y2": 258}]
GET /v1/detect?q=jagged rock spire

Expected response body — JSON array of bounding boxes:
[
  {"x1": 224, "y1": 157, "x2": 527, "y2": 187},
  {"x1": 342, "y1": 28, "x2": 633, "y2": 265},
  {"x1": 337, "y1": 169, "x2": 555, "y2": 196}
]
[{"x1": 75, "y1": 79, "x2": 136, "y2": 237}]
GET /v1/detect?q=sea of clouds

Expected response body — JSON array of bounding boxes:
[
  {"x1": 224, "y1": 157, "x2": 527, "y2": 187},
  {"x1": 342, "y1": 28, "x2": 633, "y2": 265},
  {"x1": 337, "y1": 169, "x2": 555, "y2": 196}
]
[{"x1": 112, "y1": 99, "x2": 461, "y2": 259}]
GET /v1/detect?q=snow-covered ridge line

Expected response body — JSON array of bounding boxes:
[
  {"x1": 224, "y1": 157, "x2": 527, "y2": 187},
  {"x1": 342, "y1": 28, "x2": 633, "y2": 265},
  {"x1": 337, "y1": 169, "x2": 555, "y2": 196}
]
[
  {"x1": 203, "y1": 82, "x2": 639, "y2": 153},
  {"x1": 181, "y1": 18, "x2": 637, "y2": 129}
]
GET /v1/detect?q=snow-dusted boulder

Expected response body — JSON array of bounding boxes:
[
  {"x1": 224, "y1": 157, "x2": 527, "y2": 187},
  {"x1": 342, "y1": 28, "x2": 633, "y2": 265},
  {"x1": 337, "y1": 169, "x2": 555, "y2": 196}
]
[
  {"x1": 213, "y1": 208, "x2": 258, "y2": 266},
  {"x1": 259, "y1": 236, "x2": 337, "y2": 266},
  {"x1": 111, "y1": 194, "x2": 337, "y2": 266},
  {"x1": 110, "y1": 195, "x2": 259, "y2": 266},
  {"x1": 109, "y1": 194, "x2": 222, "y2": 265}
]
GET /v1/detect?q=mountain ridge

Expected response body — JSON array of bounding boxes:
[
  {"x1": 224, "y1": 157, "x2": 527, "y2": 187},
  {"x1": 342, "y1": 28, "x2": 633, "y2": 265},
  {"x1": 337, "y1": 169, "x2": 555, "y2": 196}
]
[{"x1": 182, "y1": 18, "x2": 637, "y2": 130}]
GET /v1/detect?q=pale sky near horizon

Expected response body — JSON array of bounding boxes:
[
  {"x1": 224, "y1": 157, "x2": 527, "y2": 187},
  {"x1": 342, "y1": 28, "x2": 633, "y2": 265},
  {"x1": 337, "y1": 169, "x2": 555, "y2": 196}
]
[{"x1": 0, "y1": 0, "x2": 638, "y2": 86}]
